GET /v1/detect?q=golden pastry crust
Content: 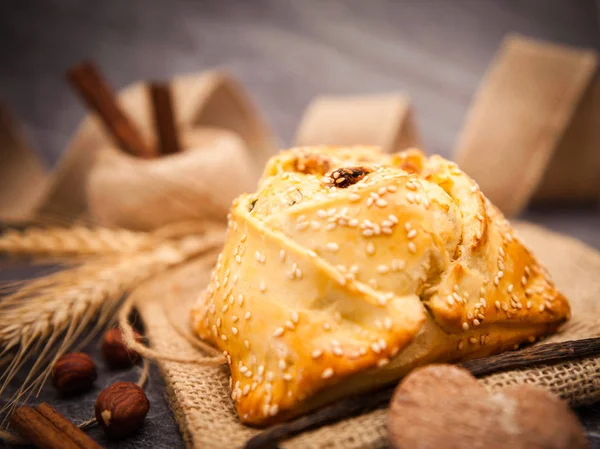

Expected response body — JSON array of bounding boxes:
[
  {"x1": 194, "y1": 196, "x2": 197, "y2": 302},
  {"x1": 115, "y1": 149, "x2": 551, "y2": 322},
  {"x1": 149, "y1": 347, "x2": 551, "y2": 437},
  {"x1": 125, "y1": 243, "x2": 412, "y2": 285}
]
[{"x1": 190, "y1": 146, "x2": 570, "y2": 426}]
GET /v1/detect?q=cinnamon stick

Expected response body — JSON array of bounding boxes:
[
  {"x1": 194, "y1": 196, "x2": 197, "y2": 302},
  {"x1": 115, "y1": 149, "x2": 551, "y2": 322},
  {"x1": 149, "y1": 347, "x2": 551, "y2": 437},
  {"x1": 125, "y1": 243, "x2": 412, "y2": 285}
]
[
  {"x1": 36, "y1": 403, "x2": 103, "y2": 449},
  {"x1": 245, "y1": 337, "x2": 600, "y2": 449},
  {"x1": 9, "y1": 405, "x2": 82, "y2": 449},
  {"x1": 149, "y1": 82, "x2": 182, "y2": 155},
  {"x1": 67, "y1": 61, "x2": 155, "y2": 158}
]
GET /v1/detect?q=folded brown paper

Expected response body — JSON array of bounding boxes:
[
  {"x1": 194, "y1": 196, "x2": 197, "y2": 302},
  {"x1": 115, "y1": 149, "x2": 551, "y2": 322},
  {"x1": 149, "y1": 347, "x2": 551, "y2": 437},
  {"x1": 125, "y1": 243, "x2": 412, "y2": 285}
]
[
  {"x1": 295, "y1": 94, "x2": 421, "y2": 152},
  {"x1": 0, "y1": 71, "x2": 277, "y2": 226},
  {"x1": 454, "y1": 34, "x2": 599, "y2": 216}
]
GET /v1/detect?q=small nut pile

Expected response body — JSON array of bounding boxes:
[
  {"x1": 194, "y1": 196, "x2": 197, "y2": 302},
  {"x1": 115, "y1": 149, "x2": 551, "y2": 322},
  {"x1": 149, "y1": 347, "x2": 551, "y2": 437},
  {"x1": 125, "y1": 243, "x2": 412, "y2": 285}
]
[{"x1": 50, "y1": 327, "x2": 149, "y2": 440}]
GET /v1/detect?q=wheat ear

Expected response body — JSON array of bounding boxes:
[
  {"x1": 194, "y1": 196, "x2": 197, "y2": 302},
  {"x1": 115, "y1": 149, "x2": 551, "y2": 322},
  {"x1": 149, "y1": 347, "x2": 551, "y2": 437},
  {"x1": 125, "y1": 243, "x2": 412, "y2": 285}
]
[
  {"x1": 0, "y1": 226, "x2": 163, "y2": 258},
  {"x1": 0, "y1": 230, "x2": 225, "y2": 424}
]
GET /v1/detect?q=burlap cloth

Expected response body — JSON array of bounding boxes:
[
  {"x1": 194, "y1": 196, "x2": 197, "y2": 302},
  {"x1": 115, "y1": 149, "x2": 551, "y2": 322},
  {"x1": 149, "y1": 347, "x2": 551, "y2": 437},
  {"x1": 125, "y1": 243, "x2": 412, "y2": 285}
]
[{"x1": 131, "y1": 222, "x2": 600, "y2": 449}]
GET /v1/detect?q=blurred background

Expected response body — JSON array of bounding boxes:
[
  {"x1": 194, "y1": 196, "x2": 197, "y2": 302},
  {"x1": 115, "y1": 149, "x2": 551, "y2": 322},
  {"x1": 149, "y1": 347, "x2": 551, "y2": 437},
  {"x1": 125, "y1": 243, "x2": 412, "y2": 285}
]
[
  {"x1": 1, "y1": 0, "x2": 598, "y2": 163},
  {"x1": 0, "y1": 1, "x2": 599, "y2": 447}
]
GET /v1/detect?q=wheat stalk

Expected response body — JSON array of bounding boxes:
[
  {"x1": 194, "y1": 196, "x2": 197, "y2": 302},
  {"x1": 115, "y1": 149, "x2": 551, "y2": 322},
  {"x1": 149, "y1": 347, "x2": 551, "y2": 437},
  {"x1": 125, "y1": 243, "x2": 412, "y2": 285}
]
[
  {"x1": 0, "y1": 230, "x2": 225, "y2": 425},
  {"x1": 0, "y1": 226, "x2": 163, "y2": 258}
]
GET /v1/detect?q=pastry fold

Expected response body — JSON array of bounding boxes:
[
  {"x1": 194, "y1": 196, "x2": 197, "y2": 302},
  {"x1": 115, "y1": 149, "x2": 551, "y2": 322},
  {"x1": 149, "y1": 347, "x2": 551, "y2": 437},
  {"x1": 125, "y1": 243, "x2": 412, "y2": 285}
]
[{"x1": 191, "y1": 146, "x2": 570, "y2": 426}]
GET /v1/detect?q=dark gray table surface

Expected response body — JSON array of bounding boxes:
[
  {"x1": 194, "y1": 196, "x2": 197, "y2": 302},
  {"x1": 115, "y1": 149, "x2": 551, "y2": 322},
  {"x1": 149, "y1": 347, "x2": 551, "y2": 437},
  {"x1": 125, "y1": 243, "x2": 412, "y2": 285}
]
[{"x1": 1, "y1": 1, "x2": 599, "y2": 447}]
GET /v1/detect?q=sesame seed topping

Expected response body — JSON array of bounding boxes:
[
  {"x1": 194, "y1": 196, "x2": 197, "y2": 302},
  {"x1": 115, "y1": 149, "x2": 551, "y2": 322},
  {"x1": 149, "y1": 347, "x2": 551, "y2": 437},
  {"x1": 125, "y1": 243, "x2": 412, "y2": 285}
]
[
  {"x1": 376, "y1": 198, "x2": 388, "y2": 208},
  {"x1": 323, "y1": 322, "x2": 331, "y2": 331},
  {"x1": 371, "y1": 342, "x2": 381, "y2": 353},
  {"x1": 221, "y1": 334, "x2": 228, "y2": 341},
  {"x1": 326, "y1": 242, "x2": 339, "y2": 252},
  {"x1": 291, "y1": 311, "x2": 299, "y2": 324},
  {"x1": 377, "y1": 264, "x2": 390, "y2": 274},
  {"x1": 349, "y1": 193, "x2": 361, "y2": 202},
  {"x1": 447, "y1": 295, "x2": 455, "y2": 306},
  {"x1": 280, "y1": 249, "x2": 286, "y2": 262},
  {"x1": 269, "y1": 405, "x2": 279, "y2": 416},
  {"x1": 232, "y1": 315, "x2": 238, "y2": 322},
  {"x1": 332, "y1": 346, "x2": 344, "y2": 356},
  {"x1": 244, "y1": 340, "x2": 250, "y2": 349},
  {"x1": 222, "y1": 304, "x2": 229, "y2": 313},
  {"x1": 237, "y1": 294, "x2": 244, "y2": 306},
  {"x1": 321, "y1": 368, "x2": 334, "y2": 379},
  {"x1": 473, "y1": 319, "x2": 481, "y2": 326},
  {"x1": 457, "y1": 340, "x2": 465, "y2": 350},
  {"x1": 407, "y1": 229, "x2": 417, "y2": 239},
  {"x1": 469, "y1": 337, "x2": 477, "y2": 344},
  {"x1": 366, "y1": 242, "x2": 376, "y2": 255},
  {"x1": 259, "y1": 281, "x2": 267, "y2": 292},
  {"x1": 502, "y1": 303, "x2": 509, "y2": 311},
  {"x1": 462, "y1": 322, "x2": 469, "y2": 331},
  {"x1": 235, "y1": 255, "x2": 241, "y2": 264},
  {"x1": 312, "y1": 349, "x2": 323, "y2": 359},
  {"x1": 408, "y1": 242, "x2": 417, "y2": 253},
  {"x1": 384, "y1": 317, "x2": 393, "y2": 330},
  {"x1": 245, "y1": 311, "x2": 252, "y2": 320},
  {"x1": 273, "y1": 327, "x2": 284, "y2": 337},
  {"x1": 539, "y1": 304, "x2": 545, "y2": 312}
]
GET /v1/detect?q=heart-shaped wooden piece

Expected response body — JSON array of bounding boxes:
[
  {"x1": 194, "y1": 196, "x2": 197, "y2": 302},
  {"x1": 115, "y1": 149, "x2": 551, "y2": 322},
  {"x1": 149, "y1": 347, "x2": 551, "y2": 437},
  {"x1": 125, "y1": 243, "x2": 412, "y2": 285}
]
[{"x1": 387, "y1": 364, "x2": 587, "y2": 449}]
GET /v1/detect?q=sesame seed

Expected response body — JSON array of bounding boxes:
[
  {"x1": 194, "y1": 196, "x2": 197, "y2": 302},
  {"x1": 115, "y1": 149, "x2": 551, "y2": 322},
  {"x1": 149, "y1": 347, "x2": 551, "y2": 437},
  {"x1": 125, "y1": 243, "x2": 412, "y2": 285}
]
[
  {"x1": 321, "y1": 368, "x2": 334, "y2": 379},
  {"x1": 366, "y1": 242, "x2": 376, "y2": 255},
  {"x1": 273, "y1": 327, "x2": 284, "y2": 337},
  {"x1": 457, "y1": 340, "x2": 465, "y2": 350},
  {"x1": 323, "y1": 322, "x2": 331, "y2": 331},
  {"x1": 244, "y1": 311, "x2": 252, "y2": 321},
  {"x1": 221, "y1": 334, "x2": 228, "y2": 341},
  {"x1": 508, "y1": 284, "x2": 513, "y2": 293},
  {"x1": 285, "y1": 320, "x2": 295, "y2": 330},
  {"x1": 387, "y1": 185, "x2": 397, "y2": 192},
  {"x1": 235, "y1": 255, "x2": 241, "y2": 263},
  {"x1": 228, "y1": 295, "x2": 235, "y2": 305},
  {"x1": 407, "y1": 229, "x2": 417, "y2": 239},
  {"x1": 377, "y1": 264, "x2": 390, "y2": 274},
  {"x1": 469, "y1": 337, "x2": 477, "y2": 344},
  {"x1": 447, "y1": 295, "x2": 455, "y2": 306},
  {"x1": 222, "y1": 304, "x2": 229, "y2": 313},
  {"x1": 244, "y1": 340, "x2": 250, "y2": 350},
  {"x1": 494, "y1": 277, "x2": 499, "y2": 286},
  {"x1": 348, "y1": 219, "x2": 359, "y2": 227},
  {"x1": 232, "y1": 315, "x2": 238, "y2": 322},
  {"x1": 371, "y1": 342, "x2": 381, "y2": 353},
  {"x1": 495, "y1": 300, "x2": 501, "y2": 309},
  {"x1": 467, "y1": 311, "x2": 473, "y2": 320},
  {"x1": 291, "y1": 311, "x2": 299, "y2": 324},
  {"x1": 243, "y1": 384, "x2": 250, "y2": 396},
  {"x1": 367, "y1": 197, "x2": 374, "y2": 207},
  {"x1": 349, "y1": 193, "x2": 361, "y2": 202},
  {"x1": 521, "y1": 276, "x2": 527, "y2": 286},
  {"x1": 332, "y1": 346, "x2": 344, "y2": 356},
  {"x1": 269, "y1": 405, "x2": 279, "y2": 416},
  {"x1": 312, "y1": 349, "x2": 323, "y2": 359},
  {"x1": 376, "y1": 198, "x2": 388, "y2": 208},
  {"x1": 326, "y1": 222, "x2": 337, "y2": 231},
  {"x1": 259, "y1": 281, "x2": 267, "y2": 292},
  {"x1": 498, "y1": 270, "x2": 504, "y2": 279},
  {"x1": 217, "y1": 318, "x2": 222, "y2": 327},
  {"x1": 307, "y1": 250, "x2": 317, "y2": 258},
  {"x1": 473, "y1": 319, "x2": 481, "y2": 326},
  {"x1": 502, "y1": 303, "x2": 509, "y2": 311},
  {"x1": 362, "y1": 228, "x2": 374, "y2": 237},
  {"x1": 326, "y1": 242, "x2": 339, "y2": 252},
  {"x1": 255, "y1": 251, "x2": 261, "y2": 261},
  {"x1": 539, "y1": 304, "x2": 545, "y2": 312},
  {"x1": 237, "y1": 294, "x2": 244, "y2": 306},
  {"x1": 384, "y1": 317, "x2": 393, "y2": 330}
]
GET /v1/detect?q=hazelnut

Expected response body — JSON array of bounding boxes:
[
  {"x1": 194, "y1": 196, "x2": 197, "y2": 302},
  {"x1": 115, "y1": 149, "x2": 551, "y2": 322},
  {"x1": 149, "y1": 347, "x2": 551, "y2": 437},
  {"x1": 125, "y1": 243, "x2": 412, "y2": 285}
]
[
  {"x1": 52, "y1": 352, "x2": 97, "y2": 395},
  {"x1": 95, "y1": 381, "x2": 150, "y2": 439},
  {"x1": 101, "y1": 327, "x2": 142, "y2": 368}
]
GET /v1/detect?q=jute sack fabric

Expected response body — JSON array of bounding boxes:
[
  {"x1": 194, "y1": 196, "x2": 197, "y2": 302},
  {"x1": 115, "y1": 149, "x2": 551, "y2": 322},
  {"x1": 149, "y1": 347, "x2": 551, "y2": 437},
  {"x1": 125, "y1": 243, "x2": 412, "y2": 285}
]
[{"x1": 132, "y1": 222, "x2": 600, "y2": 449}]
